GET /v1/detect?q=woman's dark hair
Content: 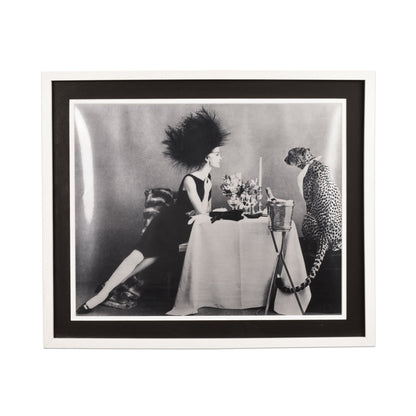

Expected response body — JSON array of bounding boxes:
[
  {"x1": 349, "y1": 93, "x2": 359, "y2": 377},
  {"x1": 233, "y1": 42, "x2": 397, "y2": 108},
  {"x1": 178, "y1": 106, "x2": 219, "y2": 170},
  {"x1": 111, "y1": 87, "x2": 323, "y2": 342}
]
[{"x1": 162, "y1": 108, "x2": 229, "y2": 169}]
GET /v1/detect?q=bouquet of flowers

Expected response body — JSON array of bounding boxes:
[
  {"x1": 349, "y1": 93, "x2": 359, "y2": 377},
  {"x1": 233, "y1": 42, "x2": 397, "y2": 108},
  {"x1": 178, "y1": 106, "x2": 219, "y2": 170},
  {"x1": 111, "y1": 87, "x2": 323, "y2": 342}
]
[
  {"x1": 241, "y1": 179, "x2": 261, "y2": 212},
  {"x1": 241, "y1": 179, "x2": 260, "y2": 197},
  {"x1": 220, "y1": 173, "x2": 244, "y2": 210},
  {"x1": 220, "y1": 174, "x2": 262, "y2": 212},
  {"x1": 220, "y1": 173, "x2": 244, "y2": 197}
]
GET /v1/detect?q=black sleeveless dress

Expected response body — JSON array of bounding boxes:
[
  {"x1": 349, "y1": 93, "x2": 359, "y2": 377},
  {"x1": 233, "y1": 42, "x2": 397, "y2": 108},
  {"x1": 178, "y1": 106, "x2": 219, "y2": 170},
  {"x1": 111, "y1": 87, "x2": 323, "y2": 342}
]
[{"x1": 135, "y1": 174, "x2": 211, "y2": 258}]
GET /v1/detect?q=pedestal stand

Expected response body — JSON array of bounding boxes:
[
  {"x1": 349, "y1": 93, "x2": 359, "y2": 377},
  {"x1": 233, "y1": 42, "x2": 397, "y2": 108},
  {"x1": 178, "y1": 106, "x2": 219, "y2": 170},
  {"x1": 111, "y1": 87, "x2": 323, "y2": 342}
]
[{"x1": 264, "y1": 227, "x2": 305, "y2": 315}]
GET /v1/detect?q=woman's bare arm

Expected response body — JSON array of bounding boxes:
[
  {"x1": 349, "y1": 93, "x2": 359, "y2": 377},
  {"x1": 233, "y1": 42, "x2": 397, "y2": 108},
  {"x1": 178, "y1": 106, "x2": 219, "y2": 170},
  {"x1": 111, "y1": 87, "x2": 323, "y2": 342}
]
[{"x1": 183, "y1": 176, "x2": 211, "y2": 214}]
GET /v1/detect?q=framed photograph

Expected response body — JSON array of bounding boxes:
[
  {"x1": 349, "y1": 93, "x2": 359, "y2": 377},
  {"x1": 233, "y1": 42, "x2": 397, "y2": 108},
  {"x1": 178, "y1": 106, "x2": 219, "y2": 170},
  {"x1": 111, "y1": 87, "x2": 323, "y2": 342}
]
[{"x1": 42, "y1": 71, "x2": 375, "y2": 348}]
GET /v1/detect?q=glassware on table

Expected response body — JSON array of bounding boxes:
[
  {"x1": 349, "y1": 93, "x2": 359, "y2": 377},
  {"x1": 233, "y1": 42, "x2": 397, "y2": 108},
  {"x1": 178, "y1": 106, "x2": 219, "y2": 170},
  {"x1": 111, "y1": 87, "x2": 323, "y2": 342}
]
[
  {"x1": 226, "y1": 194, "x2": 242, "y2": 210},
  {"x1": 257, "y1": 186, "x2": 263, "y2": 212}
]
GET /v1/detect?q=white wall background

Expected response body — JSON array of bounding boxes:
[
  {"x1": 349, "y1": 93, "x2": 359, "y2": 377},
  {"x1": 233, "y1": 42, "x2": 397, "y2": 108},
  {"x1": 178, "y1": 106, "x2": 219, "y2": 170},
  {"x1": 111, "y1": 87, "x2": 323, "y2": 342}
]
[{"x1": 2, "y1": 1, "x2": 414, "y2": 416}]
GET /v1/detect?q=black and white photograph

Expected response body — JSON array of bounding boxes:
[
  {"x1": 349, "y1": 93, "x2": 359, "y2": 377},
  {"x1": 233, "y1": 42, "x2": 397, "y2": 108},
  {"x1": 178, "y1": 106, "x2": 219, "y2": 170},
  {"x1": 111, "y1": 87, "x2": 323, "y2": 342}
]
[
  {"x1": 71, "y1": 99, "x2": 345, "y2": 320},
  {"x1": 43, "y1": 72, "x2": 373, "y2": 347},
  {"x1": 6, "y1": 2, "x2": 416, "y2": 415}
]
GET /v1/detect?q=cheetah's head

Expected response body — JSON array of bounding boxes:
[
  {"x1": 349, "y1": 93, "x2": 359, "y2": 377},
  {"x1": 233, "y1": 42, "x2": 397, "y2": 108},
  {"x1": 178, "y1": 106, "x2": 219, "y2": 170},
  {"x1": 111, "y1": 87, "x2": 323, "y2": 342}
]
[{"x1": 284, "y1": 147, "x2": 315, "y2": 169}]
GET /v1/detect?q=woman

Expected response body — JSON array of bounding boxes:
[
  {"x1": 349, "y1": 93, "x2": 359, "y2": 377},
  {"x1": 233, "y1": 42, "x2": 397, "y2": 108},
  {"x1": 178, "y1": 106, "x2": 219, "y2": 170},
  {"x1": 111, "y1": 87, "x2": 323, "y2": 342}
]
[{"x1": 77, "y1": 108, "x2": 228, "y2": 314}]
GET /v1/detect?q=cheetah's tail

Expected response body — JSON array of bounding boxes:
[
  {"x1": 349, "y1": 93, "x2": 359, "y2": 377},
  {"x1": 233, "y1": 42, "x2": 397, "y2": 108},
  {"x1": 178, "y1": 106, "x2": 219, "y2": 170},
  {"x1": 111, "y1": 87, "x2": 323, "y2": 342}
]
[{"x1": 278, "y1": 237, "x2": 329, "y2": 293}]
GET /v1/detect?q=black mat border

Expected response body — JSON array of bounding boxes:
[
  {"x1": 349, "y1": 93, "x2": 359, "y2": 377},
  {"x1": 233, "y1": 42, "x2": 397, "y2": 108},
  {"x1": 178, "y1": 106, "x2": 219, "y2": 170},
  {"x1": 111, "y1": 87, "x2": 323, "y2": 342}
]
[{"x1": 52, "y1": 79, "x2": 365, "y2": 339}]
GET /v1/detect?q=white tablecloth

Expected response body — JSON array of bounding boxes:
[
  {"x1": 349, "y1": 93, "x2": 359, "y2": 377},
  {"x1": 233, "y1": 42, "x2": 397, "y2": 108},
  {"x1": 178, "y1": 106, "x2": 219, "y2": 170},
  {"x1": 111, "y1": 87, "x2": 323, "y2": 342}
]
[{"x1": 167, "y1": 216, "x2": 311, "y2": 315}]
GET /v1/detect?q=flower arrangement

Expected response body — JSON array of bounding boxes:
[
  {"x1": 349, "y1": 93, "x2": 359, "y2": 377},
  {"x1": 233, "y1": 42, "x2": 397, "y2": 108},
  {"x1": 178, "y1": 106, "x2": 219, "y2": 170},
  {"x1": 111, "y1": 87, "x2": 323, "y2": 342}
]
[
  {"x1": 220, "y1": 173, "x2": 244, "y2": 198},
  {"x1": 241, "y1": 179, "x2": 260, "y2": 198},
  {"x1": 220, "y1": 174, "x2": 262, "y2": 212},
  {"x1": 241, "y1": 179, "x2": 261, "y2": 213},
  {"x1": 220, "y1": 173, "x2": 244, "y2": 210}
]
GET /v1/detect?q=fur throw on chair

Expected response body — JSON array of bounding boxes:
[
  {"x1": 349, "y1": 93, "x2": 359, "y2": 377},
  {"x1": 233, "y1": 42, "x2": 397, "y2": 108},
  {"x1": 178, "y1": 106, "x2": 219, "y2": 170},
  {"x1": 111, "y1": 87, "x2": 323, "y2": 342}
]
[{"x1": 99, "y1": 188, "x2": 176, "y2": 310}]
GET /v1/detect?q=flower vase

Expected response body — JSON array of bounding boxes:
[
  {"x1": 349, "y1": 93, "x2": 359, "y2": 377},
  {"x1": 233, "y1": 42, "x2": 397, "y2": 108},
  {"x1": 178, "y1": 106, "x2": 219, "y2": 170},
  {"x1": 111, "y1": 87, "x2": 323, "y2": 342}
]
[{"x1": 227, "y1": 194, "x2": 242, "y2": 210}]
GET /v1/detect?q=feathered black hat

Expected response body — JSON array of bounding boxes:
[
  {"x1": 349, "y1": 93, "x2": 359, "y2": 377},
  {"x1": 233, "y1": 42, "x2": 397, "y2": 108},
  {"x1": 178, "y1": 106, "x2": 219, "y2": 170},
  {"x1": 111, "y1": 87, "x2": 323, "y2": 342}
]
[{"x1": 162, "y1": 108, "x2": 229, "y2": 169}]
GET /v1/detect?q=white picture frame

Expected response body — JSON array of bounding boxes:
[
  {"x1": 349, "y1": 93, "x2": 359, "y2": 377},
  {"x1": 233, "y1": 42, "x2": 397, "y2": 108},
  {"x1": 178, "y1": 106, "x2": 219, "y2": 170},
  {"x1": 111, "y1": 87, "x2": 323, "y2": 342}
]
[{"x1": 42, "y1": 71, "x2": 375, "y2": 348}]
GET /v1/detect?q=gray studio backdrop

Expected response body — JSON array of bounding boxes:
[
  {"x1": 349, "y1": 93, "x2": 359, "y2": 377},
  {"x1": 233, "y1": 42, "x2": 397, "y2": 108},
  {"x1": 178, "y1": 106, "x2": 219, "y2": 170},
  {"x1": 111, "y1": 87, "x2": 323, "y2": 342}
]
[{"x1": 73, "y1": 101, "x2": 343, "y2": 286}]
